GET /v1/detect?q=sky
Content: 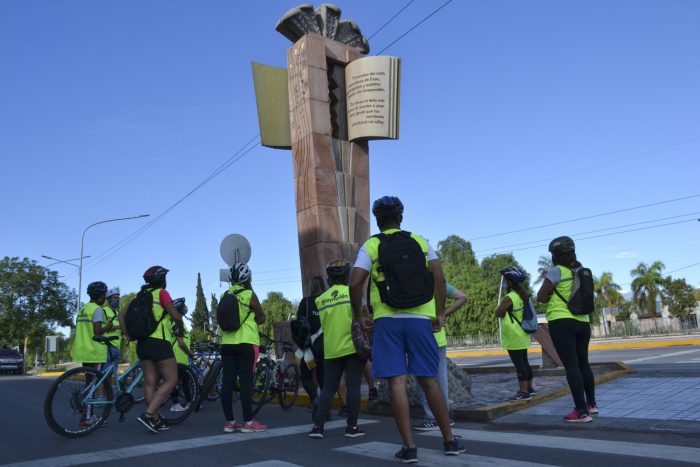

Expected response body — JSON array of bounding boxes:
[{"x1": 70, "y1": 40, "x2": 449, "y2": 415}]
[{"x1": 2, "y1": 0, "x2": 700, "y2": 324}]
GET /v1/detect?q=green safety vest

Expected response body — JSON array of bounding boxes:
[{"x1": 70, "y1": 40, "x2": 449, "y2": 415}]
[
  {"x1": 72, "y1": 302, "x2": 108, "y2": 363},
  {"x1": 102, "y1": 305, "x2": 121, "y2": 340},
  {"x1": 546, "y1": 266, "x2": 590, "y2": 323},
  {"x1": 147, "y1": 288, "x2": 171, "y2": 340},
  {"x1": 363, "y1": 228, "x2": 437, "y2": 320},
  {"x1": 173, "y1": 324, "x2": 191, "y2": 365},
  {"x1": 500, "y1": 291, "x2": 531, "y2": 350},
  {"x1": 315, "y1": 284, "x2": 355, "y2": 359},
  {"x1": 220, "y1": 285, "x2": 260, "y2": 346}
]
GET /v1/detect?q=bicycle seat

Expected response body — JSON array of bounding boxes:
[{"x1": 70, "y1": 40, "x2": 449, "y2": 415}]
[{"x1": 93, "y1": 335, "x2": 120, "y2": 343}]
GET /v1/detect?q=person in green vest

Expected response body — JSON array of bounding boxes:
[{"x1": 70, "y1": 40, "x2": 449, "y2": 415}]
[
  {"x1": 102, "y1": 287, "x2": 122, "y2": 369},
  {"x1": 495, "y1": 267, "x2": 535, "y2": 401},
  {"x1": 169, "y1": 297, "x2": 195, "y2": 412},
  {"x1": 308, "y1": 259, "x2": 366, "y2": 440},
  {"x1": 414, "y1": 282, "x2": 468, "y2": 431},
  {"x1": 219, "y1": 262, "x2": 268, "y2": 434},
  {"x1": 537, "y1": 236, "x2": 596, "y2": 423}
]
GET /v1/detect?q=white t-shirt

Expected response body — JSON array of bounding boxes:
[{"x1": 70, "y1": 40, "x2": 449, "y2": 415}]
[{"x1": 354, "y1": 239, "x2": 438, "y2": 271}]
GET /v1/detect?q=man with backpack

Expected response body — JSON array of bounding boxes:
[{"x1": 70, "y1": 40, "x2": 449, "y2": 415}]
[{"x1": 349, "y1": 196, "x2": 466, "y2": 463}]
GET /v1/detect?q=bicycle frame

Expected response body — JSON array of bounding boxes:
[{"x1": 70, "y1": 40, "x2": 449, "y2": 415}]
[{"x1": 81, "y1": 345, "x2": 143, "y2": 408}]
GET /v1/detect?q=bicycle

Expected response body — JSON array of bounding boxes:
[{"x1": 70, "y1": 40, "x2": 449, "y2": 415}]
[
  {"x1": 44, "y1": 335, "x2": 199, "y2": 438},
  {"x1": 251, "y1": 334, "x2": 300, "y2": 415}
]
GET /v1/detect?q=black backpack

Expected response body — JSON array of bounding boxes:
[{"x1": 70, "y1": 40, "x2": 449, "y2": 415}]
[
  {"x1": 553, "y1": 266, "x2": 595, "y2": 315},
  {"x1": 217, "y1": 290, "x2": 252, "y2": 332},
  {"x1": 374, "y1": 230, "x2": 434, "y2": 309},
  {"x1": 125, "y1": 288, "x2": 165, "y2": 341}
]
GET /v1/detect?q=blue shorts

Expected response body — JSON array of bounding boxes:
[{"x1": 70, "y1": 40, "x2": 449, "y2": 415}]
[{"x1": 371, "y1": 317, "x2": 439, "y2": 378}]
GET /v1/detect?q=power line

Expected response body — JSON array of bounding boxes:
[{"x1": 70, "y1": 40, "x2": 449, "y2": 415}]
[
  {"x1": 377, "y1": 0, "x2": 454, "y2": 54},
  {"x1": 667, "y1": 262, "x2": 700, "y2": 275},
  {"x1": 368, "y1": 0, "x2": 416, "y2": 40},
  {"x1": 469, "y1": 194, "x2": 700, "y2": 242}
]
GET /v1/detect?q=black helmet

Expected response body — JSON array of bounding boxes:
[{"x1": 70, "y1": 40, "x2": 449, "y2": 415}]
[
  {"x1": 172, "y1": 297, "x2": 186, "y2": 313},
  {"x1": 87, "y1": 281, "x2": 108, "y2": 298},
  {"x1": 143, "y1": 266, "x2": 169, "y2": 285},
  {"x1": 325, "y1": 258, "x2": 352, "y2": 277},
  {"x1": 500, "y1": 267, "x2": 526, "y2": 284},
  {"x1": 548, "y1": 236, "x2": 575, "y2": 254},
  {"x1": 371, "y1": 196, "x2": 404, "y2": 218}
]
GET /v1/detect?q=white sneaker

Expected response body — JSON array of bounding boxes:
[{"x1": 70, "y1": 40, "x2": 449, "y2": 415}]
[{"x1": 170, "y1": 403, "x2": 186, "y2": 412}]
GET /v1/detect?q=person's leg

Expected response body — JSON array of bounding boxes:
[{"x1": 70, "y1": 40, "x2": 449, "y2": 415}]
[
  {"x1": 507, "y1": 349, "x2": 530, "y2": 393},
  {"x1": 549, "y1": 319, "x2": 587, "y2": 412},
  {"x1": 312, "y1": 357, "x2": 344, "y2": 427},
  {"x1": 299, "y1": 359, "x2": 318, "y2": 403},
  {"x1": 575, "y1": 322, "x2": 596, "y2": 405},
  {"x1": 237, "y1": 344, "x2": 256, "y2": 423},
  {"x1": 149, "y1": 358, "x2": 178, "y2": 416},
  {"x1": 436, "y1": 345, "x2": 449, "y2": 411},
  {"x1": 220, "y1": 345, "x2": 237, "y2": 422},
  {"x1": 389, "y1": 375, "x2": 414, "y2": 447},
  {"x1": 315, "y1": 356, "x2": 325, "y2": 391},
  {"x1": 140, "y1": 359, "x2": 158, "y2": 411},
  {"x1": 338, "y1": 374, "x2": 347, "y2": 407},
  {"x1": 344, "y1": 355, "x2": 365, "y2": 427},
  {"x1": 364, "y1": 360, "x2": 375, "y2": 388},
  {"x1": 523, "y1": 349, "x2": 534, "y2": 393}
]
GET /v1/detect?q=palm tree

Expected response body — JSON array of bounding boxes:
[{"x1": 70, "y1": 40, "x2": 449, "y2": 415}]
[
  {"x1": 594, "y1": 272, "x2": 622, "y2": 308},
  {"x1": 630, "y1": 261, "x2": 665, "y2": 318},
  {"x1": 534, "y1": 255, "x2": 553, "y2": 285}
]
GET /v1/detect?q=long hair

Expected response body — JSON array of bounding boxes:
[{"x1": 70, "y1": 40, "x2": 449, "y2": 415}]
[
  {"x1": 552, "y1": 251, "x2": 581, "y2": 269},
  {"x1": 308, "y1": 275, "x2": 326, "y2": 296},
  {"x1": 506, "y1": 279, "x2": 530, "y2": 302}
]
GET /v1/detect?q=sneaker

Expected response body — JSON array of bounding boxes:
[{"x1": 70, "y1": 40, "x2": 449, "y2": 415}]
[
  {"x1": 444, "y1": 438, "x2": 466, "y2": 456},
  {"x1": 394, "y1": 446, "x2": 418, "y2": 464},
  {"x1": 563, "y1": 408, "x2": 593, "y2": 423},
  {"x1": 223, "y1": 421, "x2": 242, "y2": 433},
  {"x1": 137, "y1": 413, "x2": 160, "y2": 434},
  {"x1": 449, "y1": 419, "x2": 456, "y2": 427},
  {"x1": 508, "y1": 391, "x2": 532, "y2": 401},
  {"x1": 79, "y1": 416, "x2": 97, "y2": 428},
  {"x1": 241, "y1": 419, "x2": 268, "y2": 433},
  {"x1": 344, "y1": 425, "x2": 365, "y2": 438},
  {"x1": 528, "y1": 388, "x2": 537, "y2": 396},
  {"x1": 587, "y1": 402, "x2": 599, "y2": 415},
  {"x1": 338, "y1": 405, "x2": 348, "y2": 417},
  {"x1": 368, "y1": 387, "x2": 378, "y2": 401},
  {"x1": 170, "y1": 403, "x2": 186, "y2": 412},
  {"x1": 153, "y1": 416, "x2": 169, "y2": 431},
  {"x1": 308, "y1": 425, "x2": 324, "y2": 439},
  {"x1": 413, "y1": 421, "x2": 439, "y2": 431}
]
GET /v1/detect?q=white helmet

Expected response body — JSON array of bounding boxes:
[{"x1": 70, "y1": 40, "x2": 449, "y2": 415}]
[
  {"x1": 229, "y1": 262, "x2": 251, "y2": 284},
  {"x1": 106, "y1": 287, "x2": 120, "y2": 298}
]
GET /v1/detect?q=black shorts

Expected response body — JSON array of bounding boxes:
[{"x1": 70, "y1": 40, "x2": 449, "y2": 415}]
[{"x1": 136, "y1": 338, "x2": 175, "y2": 363}]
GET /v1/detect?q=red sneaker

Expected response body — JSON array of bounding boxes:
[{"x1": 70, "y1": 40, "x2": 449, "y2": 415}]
[
  {"x1": 564, "y1": 408, "x2": 592, "y2": 423},
  {"x1": 241, "y1": 419, "x2": 268, "y2": 433},
  {"x1": 223, "y1": 421, "x2": 242, "y2": 433}
]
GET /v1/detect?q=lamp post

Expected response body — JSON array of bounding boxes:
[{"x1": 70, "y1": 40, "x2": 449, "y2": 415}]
[
  {"x1": 41, "y1": 255, "x2": 90, "y2": 268},
  {"x1": 77, "y1": 214, "x2": 150, "y2": 314}
]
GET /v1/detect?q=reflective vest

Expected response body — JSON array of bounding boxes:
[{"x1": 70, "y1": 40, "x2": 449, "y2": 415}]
[
  {"x1": 315, "y1": 284, "x2": 355, "y2": 359},
  {"x1": 102, "y1": 305, "x2": 121, "y2": 340},
  {"x1": 363, "y1": 228, "x2": 436, "y2": 320},
  {"x1": 220, "y1": 285, "x2": 260, "y2": 346},
  {"x1": 148, "y1": 288, "x2": 171, "y2": 340},
  {"x1": 500, "y1": 291, "x2": 531, "y2": 350},
  {"x1": 546, "y1": 266, "x2": 590, "y2": 323},
  {"x1": 173, "y1": 325, "x2": 191, "y2": 365},
  {"x1": 72, "y1": 302, "x2": 107, "y2": 363}
]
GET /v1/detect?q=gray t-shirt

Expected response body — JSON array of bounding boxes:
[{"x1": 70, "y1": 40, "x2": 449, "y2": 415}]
[
  {"x1": 92, "y1": 307, "x2": 104, "y2": 323},
  {"x1": 545, "y1": 267, "x2": 562, "y2": 286}
]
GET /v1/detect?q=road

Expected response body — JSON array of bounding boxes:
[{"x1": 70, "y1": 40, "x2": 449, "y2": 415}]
[{"x1": 1, "y1": 345, "x2": 699, "y2": 466}]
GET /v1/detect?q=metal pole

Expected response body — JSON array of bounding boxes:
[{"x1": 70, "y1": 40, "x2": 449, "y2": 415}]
[
  {"x1": 497, "y1": 276, "x2": 504, "y2": 344},
  {"x1": 77, "y1": 214, "x2": 150, "y2": 314}
]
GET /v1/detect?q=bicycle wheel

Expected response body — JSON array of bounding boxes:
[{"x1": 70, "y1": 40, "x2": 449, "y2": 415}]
[
  {"x1": 278, "y1": 363, "x2": 300, "y2": 409},
  {"x1": 206, "y1": 369, "x2": 222, "y2": 401},
  {"x1": 44, "y1": 366, "x2": 113, "y2": 438},
  {"x1": 251, "y1": 366, "x2": 273, "y2": 416},
  {"x1": 160, "y1": 364, "x2": 199, "y2": 425},
  {"x1": 195, "y1": 359, "x2": 221, "y2": 412},
  {"x1": 121, "y1": 367, "x2": 145, "y2": 403}
]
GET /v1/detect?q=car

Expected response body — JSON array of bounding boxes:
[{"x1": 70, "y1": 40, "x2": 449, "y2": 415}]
[{"x1": 0, "y1": 349, "x2": 24, "y2": 375}]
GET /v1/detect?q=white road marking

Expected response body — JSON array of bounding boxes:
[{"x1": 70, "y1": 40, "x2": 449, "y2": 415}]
[
  {"x1": 422, "y1": 428, "x2": 700, "y2": 464},
  {"x1": 1, "y1": 419, "x2": 379, "y2": 467},
  {"x1": 625, "y1": 348, "x2": 700, "y2": 363},
  {"x1": 234, "y1": 462, "x2": 304, "y2": 467},
  {"x1": 335, "y1": 441, "x2": 558, "y2": 467}
]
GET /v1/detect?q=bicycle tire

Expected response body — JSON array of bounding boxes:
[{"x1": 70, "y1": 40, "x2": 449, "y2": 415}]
[
  {"x1": 44, "y1": 366, "x2": 113, "y2": 438},
  {"x1": 195, "y1": 359, "x2": 221, "y2": 412},
  {"x1": 121, "y1": 366, "x2": 145, "y2": 403},
  {"x1": 206, "y1": 369, "x2": 222, "y2": 401},
  {"x1": 251, "y1": 366, "x2": 273, "y2": 416},
  {"x1": 160, "y1": 364, "x2": 199, "y2": 425},
  {"x1": 278, "y1": 363, "x2": 300, "y2": 409}
]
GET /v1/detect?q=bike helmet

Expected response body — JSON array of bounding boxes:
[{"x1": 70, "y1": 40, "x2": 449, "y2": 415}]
[
  {"x1": 143, "y1": 266, "x2": 169, "y2": 285},
  {"x1": 87, "y1": 281, "x2": 108, "y2": 298},
  {"x1": 371, "y1": 196, "x2": 404, "y2": 217},
  {"x1": 172, "y1": 297, "x2": 186, "y2": 313},
  {"x1": 229, "y1": 262, "x2": 251, "y2": 284},
  {"x1": 548, "y1": 236, "x2": 575, "y2": 254},
  {"x1": 106, "y1": 287, "x2": 120, "y2": 298},
  {"x1": 500, "y1": 267, "x2": 526, "y2": 284},
  {"x1": 325, "y1": 258, "x2": 352, "y2": 277}
]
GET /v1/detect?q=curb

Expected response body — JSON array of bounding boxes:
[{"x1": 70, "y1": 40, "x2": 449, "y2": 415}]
[{"x1": 451, "y1": 361, "x2": 635, "y2": 422}]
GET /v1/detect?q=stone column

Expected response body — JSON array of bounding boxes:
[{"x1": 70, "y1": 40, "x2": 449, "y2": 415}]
[{"x1": 287, "y1": 33, "x2": 370, "y2": 295}]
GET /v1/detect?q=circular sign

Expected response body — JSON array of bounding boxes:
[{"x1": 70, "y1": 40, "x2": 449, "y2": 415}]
[{"x1": 220, "y1": 234, "x2": 252, "y2": 266}]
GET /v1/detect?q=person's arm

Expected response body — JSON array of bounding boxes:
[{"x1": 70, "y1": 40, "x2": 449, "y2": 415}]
[
  {"x1": 92, "y1": 308, "x2": 113, "y2": 336},
  {"x1": 537, "y1": 279, "x2": 555, "y2": 303},
  {"x1": 429, "y1": 259, "x2": 447, "y2": 332},
  {"x1": 163, "y1": 301, "x2": 184, "y2": 336},
  {"x1": 118, "y1": 307, "x2": 128, "y2": 339},
  {"x1": 249, "y1": 292, "x2": 266, "y2": 325},
  {"x1": 494, "y1": 295, "x2": 513, "y2": 318},
  {"x1": 445, "y1": 287, "x2": 468, "y2": 318},
  {"x1": 177, "y1": 336, "x2": 195, "y2": 358},
  {"x1": 349, "y1": 267, "x2": 372, "y2": 329}
]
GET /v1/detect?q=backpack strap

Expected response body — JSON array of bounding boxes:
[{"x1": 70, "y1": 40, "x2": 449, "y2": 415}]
[
  {"x1": 506, "y1": 308, "x2": 522, "y2": 326},
  {"x1": 552, "y1": 266, "x2": 573, "y2": 304}
]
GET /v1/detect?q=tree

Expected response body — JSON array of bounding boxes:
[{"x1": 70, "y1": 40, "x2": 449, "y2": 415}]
[
  {"x1": 661, "y1": 276, "x2": 697, "y2": 319},
  {"x1": 630, "y1": 261, "x2": 665, "y2": 319},
  {"x1": 260, "y1": 291, "x2": 294, "y2": 338},
  {"x1": 594, "y1": 272, "x2": 622, "y2": 308},
  {"x1": 191, "y1": 273, "x2": 209, "y2": 332},
  {"x1": 0, "y1": 257, "x2": 75, "y2": 351},
  {"x1": 210, "y1": 293, "x2": 219, "y2": 329},
  {"x1": 534, "y1": 255, "x2": 553, "y2": 285}
]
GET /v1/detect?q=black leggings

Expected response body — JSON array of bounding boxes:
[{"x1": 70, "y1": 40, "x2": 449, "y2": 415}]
[
  {"x1": 549, "y1": 318, "x2": 595, "y2": 411},
  {"x1": 220, "y1": 344, "x2": 255, "y2": 422},
  {"x1": 170, "y1": 364, "x2": 193, "y2": 404},
  {"x1": 299, "y1": 356, "x2": 324, "y2": 403},
  {"x1": 313, "y1": 354, "x2": 364, "y2": 427},
  {"x1": 507, "y1": 349, "x2": 533, "y2": 382}
]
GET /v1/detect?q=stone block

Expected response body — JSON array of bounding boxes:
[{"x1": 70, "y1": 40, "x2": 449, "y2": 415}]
[
  {"x1": 294, "y1": 166, "x2": 339, "y2": 211},
  {"x1": 297, "y1": 204, "x2": 343, "y2": 248},
  {"x1": 350, "y1": 141, "x2": 369, "y2": 178},
  {"x1": 292, "y1": 133, "x2": 337, "y2": 174}
]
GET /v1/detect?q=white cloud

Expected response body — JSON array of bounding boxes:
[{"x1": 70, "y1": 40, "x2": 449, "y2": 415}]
[{"x1": 613, "y1": 251, "x2": 638, "y2": 259}]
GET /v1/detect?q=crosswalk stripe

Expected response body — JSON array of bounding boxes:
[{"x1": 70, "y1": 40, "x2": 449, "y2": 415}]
[
  {"x1": 1, "y1": 419, "x2": 379, "y2": 467},
  {"x1": 421, "y1": 428, "x2": 700, "y2": 464},
  {"x1": 335, "y1": 441, "x2": 557, "y2": 467},
  {"x1": 234, "y1": 462, "x2": 304, "y2": 467}
]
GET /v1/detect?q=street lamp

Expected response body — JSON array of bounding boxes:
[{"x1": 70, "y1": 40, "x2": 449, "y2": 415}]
[
  {"x1": 41, "y1": 255, "x2": 91, "y2": 268},
  {"x1": 77, "y1": 214, "x2": 150, "y2": 313}
]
